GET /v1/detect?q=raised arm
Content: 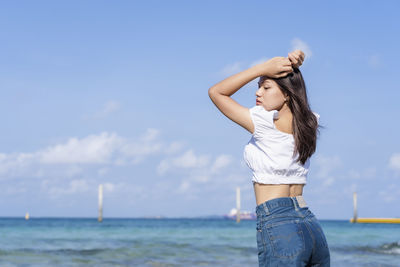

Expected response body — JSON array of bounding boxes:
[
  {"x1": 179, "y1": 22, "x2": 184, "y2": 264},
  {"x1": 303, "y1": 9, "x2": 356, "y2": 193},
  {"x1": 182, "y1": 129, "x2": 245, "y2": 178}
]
[{"x1": 208, "y1": 56, "x2": 295, "y2": 133}]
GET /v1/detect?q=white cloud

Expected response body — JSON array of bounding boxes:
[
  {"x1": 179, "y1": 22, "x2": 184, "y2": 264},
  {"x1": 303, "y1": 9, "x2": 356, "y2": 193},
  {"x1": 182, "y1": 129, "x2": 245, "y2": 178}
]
[
  {"x1": 156, "y1": 150, "x2": 242, "y2": 198},
  {"x1": 175, "y1": 150, "x2": 210, "y2": 168},
  {"x1": 217, "y1": 58, "x2": 267, "y2": 91},
  {"x1": 322, "y1": 177, "x2": 335, "y2": 187},
  {"x1": 217, "y1": 39, "x2": 312, "y2": 83},
  {"x1": 103, "y1": 182, "x2": 116, "y2": 193},
  {"x1": 102, "y1": 100, "x2": 120, "y2": 114},
  {"x1": 46, "y1": 179, "x2": 90, "y2": 197},
  {"x1": 97, "y1": 167, "x2": 109, "y2": 176},
  {"x1": 0, "y1": 129, "x2": 183, "y2": 179},
  {"x1": 164, "y1": 141, "x2": 185, "y2": 155},
  {"x1": 389, "y1": 153, "x2": 400, "y2": 171},
  {"x1": 191, "y1": 173, "x2": 211, "y2": 183},
  {"x1": 157, "y1": 149, "x2": 211, "y2": 175},
  {"x1": 177, "y1": 180, "x2": 191, "y2": 193},
  {"x1": 4, "y1": 183, "x2": 28, "y2": 195},
  {"x1": 140, "y1": 128, "x2": 160, "y2": 142},
  {"x1": 378, "y1": 183, "x2": 400, "y2": 203},
  {"x1": 346, "y1": 166, "x2": 376, "y2": 180},
  {"x1": 290, "y1": 38, "x2": 312, "y2": 60},
  {"x1": 69, "y1": 179, "x2": 90, "y2": 193},
  {"x1": 101, "y1": 182, "x2": 146, "y2": 197},
  {"x1": 157, "y1": 160, "x2": 170, "y2": 175},
  {"x1": 347, "y1": 169, "x2": 361, "y2": 179},
  {"x1": 157, "y1": 151, "x2": 240, "y2": 198},
  {"x1": 0, "y1": 128, "x2": 246, "y2": 204},
  {"x1": 211, "y1": 154, "x2": 233, "y2": 174},
  {"x1": 84, "y1": 100, "x2": 121, "y2": 120},
  {"x1": 41, "y1": 179, "x2": 129, "y2": 198},
  {"x1": 342, "y1": 183, "x2": 359, "y2": 196},
  {"x1": 119, "y1": 141, "x2": 163, "y2": 165},
  {"x1": 249, "y1": 57, "x2": 271, "y2": 68},
  {"x1": 314, "y1": 154, "x2": 342, "y2": 178},
  {"x1": 39, "y1": 132, "x2": 121, "y2": 164},
  {"x1": 311, "y1": 154, "x2": 343, "y2": 188},
  {"x1": 117, "y1": 129, "x2": 175, "y2": 165},
  {"x1": 0, "y1": 152, "x2": 35, "y2": 176},
  {"x1": 219, "y1": 62, "x2": 242, "y2": 77}
]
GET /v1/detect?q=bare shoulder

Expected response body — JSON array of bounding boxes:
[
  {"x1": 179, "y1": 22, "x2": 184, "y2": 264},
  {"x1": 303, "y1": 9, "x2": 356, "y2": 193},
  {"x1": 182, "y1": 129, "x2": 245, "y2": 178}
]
[{"x1": 273, "y1": 112, "x2": 293, "y2": 135}]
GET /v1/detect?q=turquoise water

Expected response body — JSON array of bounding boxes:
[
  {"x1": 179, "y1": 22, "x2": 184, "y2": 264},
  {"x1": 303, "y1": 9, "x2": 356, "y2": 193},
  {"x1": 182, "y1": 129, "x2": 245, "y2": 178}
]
[{"x1": 0, "y1": 217, "x2": 399, "y2": 266}]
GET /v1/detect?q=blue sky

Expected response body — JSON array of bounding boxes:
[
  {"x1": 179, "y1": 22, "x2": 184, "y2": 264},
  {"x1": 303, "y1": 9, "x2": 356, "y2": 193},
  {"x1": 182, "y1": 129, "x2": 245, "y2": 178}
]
[{"x1": 1, "y1": 0, "x2": 399, "y2": 219}]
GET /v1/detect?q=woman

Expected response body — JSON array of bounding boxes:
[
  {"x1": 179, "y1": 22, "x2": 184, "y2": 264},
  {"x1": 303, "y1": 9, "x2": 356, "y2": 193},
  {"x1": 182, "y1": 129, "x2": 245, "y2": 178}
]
[{"x1": 208, "y1": 50, "x2": 330, "y2": 266}]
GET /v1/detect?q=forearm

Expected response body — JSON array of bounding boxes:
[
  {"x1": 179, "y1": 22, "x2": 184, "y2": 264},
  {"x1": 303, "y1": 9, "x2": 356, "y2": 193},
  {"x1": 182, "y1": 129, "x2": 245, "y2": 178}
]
[{"x1": 208, "y1": 64, "x2": 262, "y2": 97}]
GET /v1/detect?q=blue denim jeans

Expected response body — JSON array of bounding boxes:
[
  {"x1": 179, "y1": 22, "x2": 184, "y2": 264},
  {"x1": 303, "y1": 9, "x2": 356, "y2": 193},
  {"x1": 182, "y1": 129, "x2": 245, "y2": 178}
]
[{"x1": 256, "y1": 196, "x2": 330, "y2": 266}]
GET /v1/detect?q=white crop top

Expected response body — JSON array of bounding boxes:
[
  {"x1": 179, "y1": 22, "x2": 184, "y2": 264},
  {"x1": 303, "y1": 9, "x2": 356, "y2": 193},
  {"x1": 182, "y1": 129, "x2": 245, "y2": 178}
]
[{"x1": 243, "y1": 105, "x2": 320, "y2": 185}]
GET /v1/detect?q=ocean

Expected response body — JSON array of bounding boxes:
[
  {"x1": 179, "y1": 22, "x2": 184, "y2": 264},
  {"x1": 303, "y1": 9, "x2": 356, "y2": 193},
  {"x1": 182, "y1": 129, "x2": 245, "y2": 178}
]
[{"x1": 0, "y1": 217, "x2": 399, "y2": 266}]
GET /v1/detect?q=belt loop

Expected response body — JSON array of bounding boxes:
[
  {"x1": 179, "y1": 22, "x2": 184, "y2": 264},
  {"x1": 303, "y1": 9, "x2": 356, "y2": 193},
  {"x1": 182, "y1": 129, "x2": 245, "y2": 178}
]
[
  {"x1": 263, "y1": 202, "x2": 270, "y2": 215},
  {"x1": 291, "y1": 197, "x2": 299, "y2": 211}
]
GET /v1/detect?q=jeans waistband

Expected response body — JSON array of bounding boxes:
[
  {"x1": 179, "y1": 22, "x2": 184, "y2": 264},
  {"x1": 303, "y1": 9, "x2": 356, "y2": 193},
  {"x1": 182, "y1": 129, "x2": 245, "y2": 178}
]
[{"x1": 256, "y1": 195, "x2": 308, "y2": 216}]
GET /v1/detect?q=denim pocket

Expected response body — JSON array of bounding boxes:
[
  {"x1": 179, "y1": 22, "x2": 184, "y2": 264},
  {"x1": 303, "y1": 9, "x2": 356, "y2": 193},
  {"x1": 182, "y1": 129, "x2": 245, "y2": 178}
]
[
  {"x1": 315, "y1": 222, "x2": 329, "y2": 248},
  {"x1": 265, "y1": 220, "x2": 305, "y2": 258}
]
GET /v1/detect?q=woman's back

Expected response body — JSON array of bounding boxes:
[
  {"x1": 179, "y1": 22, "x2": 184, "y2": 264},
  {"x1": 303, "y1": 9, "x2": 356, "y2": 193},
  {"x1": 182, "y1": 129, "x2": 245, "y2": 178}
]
[
  {"x1": 258, "y1": 111, "x2": 303, "y2": 203},
  {"x1": 243, "y1": 103, "x2": 319, "y2": 205},
  {"x1": 250, "y1": 107, "x2": 306, "y2": 205}
]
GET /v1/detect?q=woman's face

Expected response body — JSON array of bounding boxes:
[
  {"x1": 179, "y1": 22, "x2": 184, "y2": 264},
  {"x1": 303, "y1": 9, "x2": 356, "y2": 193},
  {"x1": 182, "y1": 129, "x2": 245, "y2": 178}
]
[{"x1": 256, "y1": 78, "x2": 287, "y2": 111}]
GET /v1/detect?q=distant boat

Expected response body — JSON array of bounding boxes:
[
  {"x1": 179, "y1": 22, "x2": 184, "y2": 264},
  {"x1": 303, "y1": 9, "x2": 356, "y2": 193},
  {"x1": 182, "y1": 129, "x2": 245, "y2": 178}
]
[
  {"x1": 223, "y1": 208, "x2": 256, "y2": 220},
  {"x1": 25, "y1": 212, "x2": 30, "y2": 220}
]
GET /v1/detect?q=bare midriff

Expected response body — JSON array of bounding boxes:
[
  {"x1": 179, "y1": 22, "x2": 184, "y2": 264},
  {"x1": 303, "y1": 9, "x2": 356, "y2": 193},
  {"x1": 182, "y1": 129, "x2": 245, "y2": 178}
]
[{"x1": 254, "y1": 182, "x2": 304, "y2": 206}]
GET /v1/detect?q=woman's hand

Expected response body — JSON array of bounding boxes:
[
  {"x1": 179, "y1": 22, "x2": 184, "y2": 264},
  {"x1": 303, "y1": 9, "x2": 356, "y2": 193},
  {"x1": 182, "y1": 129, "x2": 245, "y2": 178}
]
[
  {"x1": 257, "y1": 56, "x2": 293, "y2": 78},
  {"x1": 288, "y1": 49, "x2": 305, "y2": 68}
]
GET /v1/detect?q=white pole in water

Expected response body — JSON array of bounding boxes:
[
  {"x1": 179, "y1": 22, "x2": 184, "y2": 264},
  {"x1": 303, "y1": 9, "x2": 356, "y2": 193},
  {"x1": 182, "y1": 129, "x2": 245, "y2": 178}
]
[
  {"x1": 98, "y1": 184, "x2": 103, "y2": 222},
  {"x1": 236, "y1": 187, "x2": 241, "y2": 223},
  {"x1": 353, "y1": 192, "x2": 358, "y2": 222}
]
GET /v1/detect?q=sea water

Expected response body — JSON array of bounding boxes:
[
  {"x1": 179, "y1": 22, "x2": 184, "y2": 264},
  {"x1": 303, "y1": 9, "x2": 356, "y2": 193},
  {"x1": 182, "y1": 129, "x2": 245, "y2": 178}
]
[{"x1": 0, "y1": 217, "x2": 399, "y2": 266}]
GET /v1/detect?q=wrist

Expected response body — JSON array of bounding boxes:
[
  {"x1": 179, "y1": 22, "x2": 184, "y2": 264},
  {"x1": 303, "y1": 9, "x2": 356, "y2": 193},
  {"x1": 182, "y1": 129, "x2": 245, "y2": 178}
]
[
  {"x1": 254, "y1": 63, "x2": 273, "y2": 78},
  {"x1": 251, "y1": 63, "x2": 268, "y2": 77}
]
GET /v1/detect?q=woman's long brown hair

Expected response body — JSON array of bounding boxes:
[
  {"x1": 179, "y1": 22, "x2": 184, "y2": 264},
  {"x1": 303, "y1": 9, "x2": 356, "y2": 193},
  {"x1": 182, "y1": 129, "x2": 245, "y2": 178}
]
[{"x1": 260, "y1": 68, "x2": 324, "y2": 165}]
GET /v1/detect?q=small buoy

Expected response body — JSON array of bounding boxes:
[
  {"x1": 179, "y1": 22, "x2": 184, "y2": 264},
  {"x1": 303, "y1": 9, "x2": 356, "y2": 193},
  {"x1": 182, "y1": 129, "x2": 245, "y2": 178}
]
[{"x1": 25, "y1": 212, "x2": 30, "y2": 220}]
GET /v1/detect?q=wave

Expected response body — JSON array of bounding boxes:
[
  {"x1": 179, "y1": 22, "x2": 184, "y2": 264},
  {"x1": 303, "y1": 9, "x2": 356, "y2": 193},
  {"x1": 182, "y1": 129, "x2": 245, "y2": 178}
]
[
  {"x1": 335, "y1": 240, "x2": 400, "y2": 255},
  {"x1": 0, "y1": 247, "x2": 120, "y2": 256}
]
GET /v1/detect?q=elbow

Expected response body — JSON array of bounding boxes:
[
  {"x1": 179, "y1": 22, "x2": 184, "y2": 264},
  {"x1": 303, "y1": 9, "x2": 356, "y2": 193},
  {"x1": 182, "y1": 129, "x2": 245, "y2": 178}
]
[
  {"x1": 208, "y1": 86, "x2": 219, "y2": 101},
  {"x1": 208, "y1": 87, "x2": 216, "y2": 100}
]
